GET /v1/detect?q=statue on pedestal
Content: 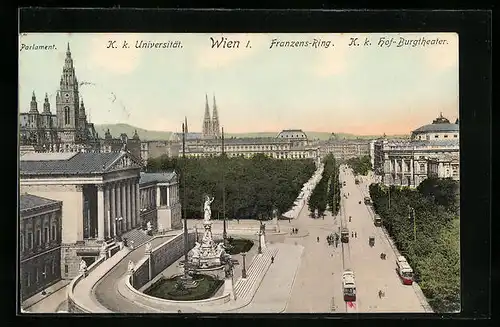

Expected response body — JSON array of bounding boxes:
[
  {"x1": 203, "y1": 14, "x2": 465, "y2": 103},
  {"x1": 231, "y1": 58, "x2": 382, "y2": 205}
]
[
  {"x1": 203, "y1": 195, "x2": 215, "y2": 222},
  {"x1": 128, "y1": 260, "x2": 135, "y2": 274},
  {"x1": 145, "y1": 242, "x2": 152, "y2": 254},
  {"x1": 191, "y1": 242, "x2": 201, "y2": 258}
]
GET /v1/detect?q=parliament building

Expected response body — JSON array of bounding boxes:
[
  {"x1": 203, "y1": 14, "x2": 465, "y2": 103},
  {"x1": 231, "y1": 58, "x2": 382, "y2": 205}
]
[{"x1": 19, "y1": 44, "x2": 142, "y2": 160}]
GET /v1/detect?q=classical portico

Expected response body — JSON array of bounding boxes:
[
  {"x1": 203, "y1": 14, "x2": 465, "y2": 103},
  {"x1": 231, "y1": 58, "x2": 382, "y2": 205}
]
[
  {"x1": 20, "y1": 150, "x2": 143, "y2": 278},
  {"x1": 139, "y1": 171, "x2": 182, "y2": 232}
]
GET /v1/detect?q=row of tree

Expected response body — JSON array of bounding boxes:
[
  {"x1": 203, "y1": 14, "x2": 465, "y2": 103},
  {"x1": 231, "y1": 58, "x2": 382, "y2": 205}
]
[
  {"x1": 369, "y1": 178, "x2": 460, "y2": 312},
  {"x1": 146, "y1": 154, "x2": 316, "y2": 220},
  {"x1": 346, "y1": 155, "x2": 372, "y2": 176},
  {"x1": 308, "y1": 154, "x2": 341, "y2": 217}
]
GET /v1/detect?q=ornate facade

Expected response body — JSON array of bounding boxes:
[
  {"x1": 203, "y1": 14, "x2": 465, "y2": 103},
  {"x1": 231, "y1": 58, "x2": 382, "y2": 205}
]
[
  {"x1": 318, "y1": 133, "x2": 371, "y2": 160},
  {"x1": 19, "y1": 151, "x2": 181, "y2": 280},
  {"x1": 20, "y1": 194, "x2": 62, "y2": 301},
  {"x1": 374, "y1": 114, "x2": 460, "y2": 187}
]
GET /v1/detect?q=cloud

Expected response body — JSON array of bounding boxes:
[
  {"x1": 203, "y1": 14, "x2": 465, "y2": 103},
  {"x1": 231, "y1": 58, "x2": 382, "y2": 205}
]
[
  {"x1": 195, "y1": 33, "x2": 266, "y2": 70},
  {"x1": 87, "y1": 34, "x2": 142, "y2": 75}
]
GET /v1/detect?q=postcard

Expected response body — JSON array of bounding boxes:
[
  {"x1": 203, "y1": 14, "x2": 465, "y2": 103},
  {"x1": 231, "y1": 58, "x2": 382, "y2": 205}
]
[{"x1": 19, "y1": 32, "x2": 459, "y2": 314}]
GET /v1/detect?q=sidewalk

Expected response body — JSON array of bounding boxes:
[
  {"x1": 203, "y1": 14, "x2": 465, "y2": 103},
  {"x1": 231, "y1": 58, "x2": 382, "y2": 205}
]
[
  {"x1": 22, "y1": 279, "x2": 70, "y2": 313},
  {"x1": 236, "y1": 243, "x2": 304, "y2": 313}
]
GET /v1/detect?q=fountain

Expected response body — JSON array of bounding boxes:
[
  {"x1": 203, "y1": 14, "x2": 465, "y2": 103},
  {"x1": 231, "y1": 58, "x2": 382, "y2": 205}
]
[{"x1": 188, "y1": 195, "x2": 230, "y2": 276}]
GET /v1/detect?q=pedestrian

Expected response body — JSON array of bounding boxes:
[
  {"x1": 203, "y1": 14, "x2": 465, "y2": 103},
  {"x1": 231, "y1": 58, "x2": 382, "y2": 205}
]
[
  {"x1": 351, "y1": 231, "x2": 354, "y2": 238},
  {"x1": 317, "y1": 236, "x2": 320, "y2": 242},
  {"x1": 355, "y1": 232, "x2": 357, "y2": 238},
  {"x1": 289, "y1": 218, "x2": 291, "y2": 223},
  {"x1": 378, "y1": 290, "x2": 383, "y2": 299},
  {"x1": 271, "y1": 256, "x2": 274, "y2": 264}
]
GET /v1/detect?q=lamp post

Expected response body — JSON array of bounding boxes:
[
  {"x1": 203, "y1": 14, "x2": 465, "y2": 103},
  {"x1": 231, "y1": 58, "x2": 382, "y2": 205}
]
[
  {"x1": 258, "y1": 221, "x2": 262, "y2": 254},
  {"x1": 409, "y1": 206, "x2": 417, "y2": 242},
  {"x1": 221, "y1": 127, "x2": 227, "y2": 243},
  {"x1": 181, "y1": 121, "x2": 190, "y2": 282},
  {"x1": 241, "y1": 252, "x2": 247, "y2": 278}
]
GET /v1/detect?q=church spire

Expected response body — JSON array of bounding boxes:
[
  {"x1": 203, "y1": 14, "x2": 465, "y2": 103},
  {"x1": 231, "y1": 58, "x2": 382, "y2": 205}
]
[
  {"x1": 202, "y1": 93, "x2": 212, "y2": 138},
  {"x1": 60, "y1": 42, "x2": 78, "y2": 90},
  {"x1": 42, "y1": 92, "x2": 51, "y2": 113},
  {"x1": 185, "y1": 117, "x2": 188, "y2": 134},
  {"x1": 212, "y1": 94, "x2": 220, "y2": 138},
  {"x1": 29, "y1": 91, "x2": 38, "y2": 113}
]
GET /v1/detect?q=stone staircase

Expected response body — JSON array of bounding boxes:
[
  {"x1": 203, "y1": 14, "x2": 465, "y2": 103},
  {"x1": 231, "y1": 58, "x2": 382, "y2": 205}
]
[
  {"x1": 233, "y1": 247, "x2": 279, "y2": 303},
  {"x1": 122, "y1": 228, "x2": 154, "y2": 247}
]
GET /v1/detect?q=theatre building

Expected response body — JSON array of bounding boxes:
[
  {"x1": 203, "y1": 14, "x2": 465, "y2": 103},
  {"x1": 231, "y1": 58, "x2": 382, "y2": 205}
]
[
  {"x1": 20, "y1": 194, "x2": 62, "y2": 301},
  {"x1": 20, "y1": 150, "x2": 143, "y2": 278}
]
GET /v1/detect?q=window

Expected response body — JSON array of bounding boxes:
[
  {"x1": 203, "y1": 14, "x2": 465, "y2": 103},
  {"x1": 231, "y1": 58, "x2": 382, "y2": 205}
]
[
  {"x1": 52, "y1": 260, "x2": 56, "y2": 275},
  {"x1": 35, "y1": 267, "x2": 39, "y2": 283},
  {"x1": 27, "y1": 272, "x2": 31, "y2": 287},
  {"x1": 434, "y1": 135, "x2": 439, "y2": 138},
  {"x1": 43, "y1": 265, "x2": 47, "y2": 279},
  {"x1": 64, "y1": 106, "x2": 71, "y2": 125},
  {"x1": 44, "y1": 227, "x2": 48, "y2": 243},
  {"x1": 420, "y1": 164, "x2": 425, "y2": 173},
  {"x1": 36, "y1": 229, "x2": 41, "y2": 246},
  {"x1": 444, "y1": 135, "x2": 448, "y2": 138},
  {"x1": 64, "y1": 265, "x2": 69, "y2": 274},
  {"x1": 454, "y1": 134, "x2": 458, "y2": 138},
  {"x1": 27, "y1": 232, "x2": 33, "y2": 249},
  {"x1": 51, "y1": 225, "x2": 56, "y2": 241}
]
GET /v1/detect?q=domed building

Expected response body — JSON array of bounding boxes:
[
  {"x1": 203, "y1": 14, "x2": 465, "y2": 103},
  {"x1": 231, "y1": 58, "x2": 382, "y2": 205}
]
[
  {"x1": 411, "y1": 113, "x2": 459, "y2": 141},
  {"x1": 374, "y1": 114, "x2": 460, "y2": 187}
]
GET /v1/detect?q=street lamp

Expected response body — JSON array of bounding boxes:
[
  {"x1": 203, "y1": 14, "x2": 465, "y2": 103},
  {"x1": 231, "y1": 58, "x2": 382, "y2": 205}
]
[
  {"x1": 241, "y1": 252, "x2": 247, "y2": 278},
  {"x1": 258, "y1": 222, "x2": 262, "y2": 254},
  {"x1": 408, "y1": 206, "x2": 416, "y2": 242}
]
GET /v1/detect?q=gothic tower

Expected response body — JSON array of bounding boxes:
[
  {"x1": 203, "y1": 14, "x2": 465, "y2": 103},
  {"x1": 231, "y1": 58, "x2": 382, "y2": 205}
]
[
  {"x1": 42, "y1": 93, "x2": 52, "y2": 128},
  {"x1": 202, "y1": 93, "x2": 212, "y2": 138},
  {"x1": 211, "y1": 94, "x2": 220, "y2": 138},
  {"x1": 56, "y1": 43, "x2": 80, "y2": 131},
  {"x1": 28, "y1": 91, "x2": 39, "y2": 129}
]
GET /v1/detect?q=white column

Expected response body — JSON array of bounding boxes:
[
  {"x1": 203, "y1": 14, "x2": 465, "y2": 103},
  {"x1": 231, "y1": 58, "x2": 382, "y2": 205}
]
[
  {"x1": 156, "y1": 186, "x2": 161, "y2": 207},
  {"x1": 166, "y1": 185, "x2": 170, "y2": 207},
  {"x1": 410, "y1": 158, "x2": 414, "y2": 186},
  {"x1": 105, "y1": 185, "x2": 110, "y2": 238},
  {"x1": 136, "y1": 180, "x2": 141, "y2": 228},
  {"x1": 110, "y1": 183, "x2": 116, "y2": 237},
  {"x1": 127, "y1": 181, "x2": 132, "y2": 230},
  {"x1": 97, "y1": 185, "x2": 105, "y2": 241},
  {"x1": 131, "y1": 182, "x2": 136, "y2": 228},
  {"x1": 121, "y1": 182, "x2": 127, "y2": 231}
]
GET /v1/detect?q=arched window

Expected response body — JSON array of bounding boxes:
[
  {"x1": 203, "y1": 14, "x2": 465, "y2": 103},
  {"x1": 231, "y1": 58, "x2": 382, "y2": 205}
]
[{"x1": 64, "y1": 106, "x2": 70, "y2": 125}]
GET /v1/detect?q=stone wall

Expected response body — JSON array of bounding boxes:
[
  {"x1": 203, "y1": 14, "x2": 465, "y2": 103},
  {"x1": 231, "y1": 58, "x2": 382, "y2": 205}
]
[
  {"x1": 61, "y1": 243, "x2": 100, "y2": 279},
  {"x1": 150, "y1": 232, "x2": 195, "y2": 278},
  {"x1": 133, "y1": 257, "x2": 150, "y2": 290}
]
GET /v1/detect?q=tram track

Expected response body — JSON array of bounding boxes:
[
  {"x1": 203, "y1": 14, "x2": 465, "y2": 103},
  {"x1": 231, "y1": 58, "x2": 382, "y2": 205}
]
[{"x1": 339, "y1": 173, "x2": 355, "y2": 313}]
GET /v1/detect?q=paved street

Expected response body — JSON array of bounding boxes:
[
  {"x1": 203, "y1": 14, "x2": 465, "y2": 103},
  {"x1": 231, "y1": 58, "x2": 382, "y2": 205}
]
[
  {"x1": 93, "y1": 237, "x2": 172, "y2": 312},
  {"x1": 339, "y1": 166, "x2": 426, "y2": 313},
  {"x1": 285, "y1": 165, "x2": 427, "y2": 313}
]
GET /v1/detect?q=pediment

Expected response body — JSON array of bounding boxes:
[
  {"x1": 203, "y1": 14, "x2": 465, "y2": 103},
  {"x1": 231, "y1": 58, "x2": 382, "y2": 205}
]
[{"x1": 106, "y1": 152, "x2": 142, "y2": 172}]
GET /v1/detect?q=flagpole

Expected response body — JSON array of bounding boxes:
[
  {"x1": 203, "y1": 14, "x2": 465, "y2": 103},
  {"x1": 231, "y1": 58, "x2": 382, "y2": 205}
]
[
  {"x1": 222, "y1": 127, "x2": 227, "y2": 243},
  {"x1": 182, "y1": 122, "x2": 189, "y2": 279}
]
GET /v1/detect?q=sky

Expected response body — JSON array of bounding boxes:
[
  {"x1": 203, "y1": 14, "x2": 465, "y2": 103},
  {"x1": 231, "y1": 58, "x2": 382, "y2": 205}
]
[{"x1": 18, "y1": 33, "x2": 459, "y2": 135}]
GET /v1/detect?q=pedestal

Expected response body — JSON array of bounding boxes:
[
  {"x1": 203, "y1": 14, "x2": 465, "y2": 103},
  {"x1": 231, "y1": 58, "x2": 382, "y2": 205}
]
[
  {"x1": 260, "y1": 232, "x2": 267, "y2": 249},
  {"x1": 224, "y1": 276, "x2": 236, "y2": 301}
]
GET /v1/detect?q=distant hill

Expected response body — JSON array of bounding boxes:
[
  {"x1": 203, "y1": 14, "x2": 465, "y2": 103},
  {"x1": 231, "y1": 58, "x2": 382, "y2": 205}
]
[
  {"x1": 95, "y1": 124, "x2": 172, "y2": 141},
  {"x1": 95, "y1": 123, "x2": 408, "y2": 141}
]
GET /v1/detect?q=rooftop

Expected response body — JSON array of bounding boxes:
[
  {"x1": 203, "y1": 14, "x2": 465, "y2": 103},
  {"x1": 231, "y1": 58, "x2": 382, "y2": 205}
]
[
  {"x1": 412, "y1": 113, "x2": 459, "y2": 134},
  {"x1": 20, "y1": 151, "x2": 140, "y2": 176},
  {"x1": 20, "y1": 194, "x2": 61, "y2": 212},
  {"x1": 140, "y1": 171, "x2": 177, "y2": 185}
]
